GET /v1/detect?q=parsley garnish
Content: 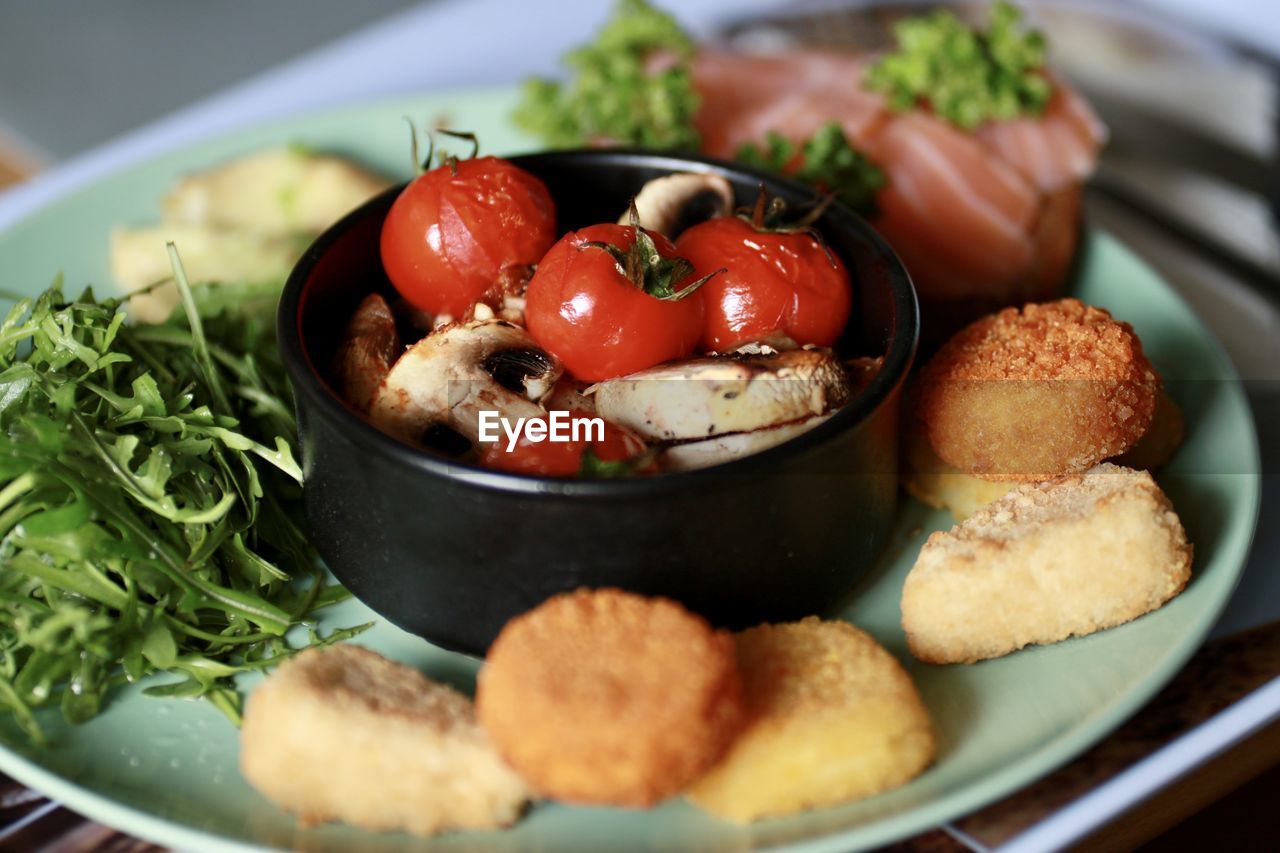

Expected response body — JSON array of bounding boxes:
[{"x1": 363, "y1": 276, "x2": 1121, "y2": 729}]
[
  {"x1": 514, "y1": 0, "x2": 701, "y2": 150},
  {"x1": 736, "y1": 122, "x2": 885, "y2": 216},
  {"x1": 865, "y1": 1, "x2": 1052, "y2": 130}
]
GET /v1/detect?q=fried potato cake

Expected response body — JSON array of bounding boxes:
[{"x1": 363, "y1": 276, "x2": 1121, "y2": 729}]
[
  {"x1": 240, "y1": 644, "x2": 529, "y2": 835},
  {"x1": 476, "y1": 588, "x2": 743, "y2": 807},
  {"x1": 905, "y1": 384, "x2": 1183, "y2": 520},
  {"x1": 902, "y1": 464, "x2": 1192, "y2": 664},
  {"x1": 915, "y1": 299, "x2": 1158, "y2": 482},
  {"x1": 686, "y1": 618, "x2": 935, "y2": 822}
]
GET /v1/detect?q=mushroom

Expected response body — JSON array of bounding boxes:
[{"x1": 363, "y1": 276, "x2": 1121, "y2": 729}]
[
  {"x1": 368, "y1": 319, "x2": 561, "y2": 448},
  {"x1": 593, "y1": 348, "x2": 852, "y2": 443},
  {"x1": 620, "y1": 173, "x2": 734, "y2": 238},
  {"x1": 333, "y1": 293, "x2": 400, "y2": 413},
  {"x1": 661, "y1": 415, "x2": 832, "y2": 471}
]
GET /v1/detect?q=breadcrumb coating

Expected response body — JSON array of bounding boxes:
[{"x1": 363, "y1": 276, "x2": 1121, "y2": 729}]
[
  {"x1": 915, "y1": 299, "x2": 1158, "y2": 481},
  {"x1": 476, "y1": 588, "x2": 743, "y2": 807},
  {"x1": 902, "y1": 464, "x2": 1193, "y2": 664},
  {"x1": 240, "y1": 645, "x2": 530, "y2": 836},
  {"x1": 686, "y1": 618, "x2": 934, "y2": 822}
]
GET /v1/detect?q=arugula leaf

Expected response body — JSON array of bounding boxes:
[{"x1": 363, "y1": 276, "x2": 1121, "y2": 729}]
[
  {"x1": 736, "y1": 122, "x2": 885, "y2": 216},
  {"x1": 865, "y1": 1, "x2": 1052, "y2": 130},
  {"x1": 0, "y1": 268, "x2": 363, "y2": 742},
  {"x1": 514, "y1": 0, "x2": 701, "y2": 149}
]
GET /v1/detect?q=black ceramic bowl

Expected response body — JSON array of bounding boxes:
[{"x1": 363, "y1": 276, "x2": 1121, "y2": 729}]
[{"x1": 278, "y1": 149, "x2": 918, "y2": 656}]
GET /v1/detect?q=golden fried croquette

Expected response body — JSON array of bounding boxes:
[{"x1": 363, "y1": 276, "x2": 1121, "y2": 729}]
[
  {"x1": 903, "y1": 427, "x2": 1016, "y2": 520},
  {"x1": 476, "y1": 588, "x2": 743, "y2": 807},
  {"x1": 1113, "y1": 386, "x2": 1184, "y2": 471},
  {"x1": 240, "y1": 644, "x2": 529, "y2": 835},
  {"x1": 686, "y1": 618, "x2": 934, "y2": 822},
  {"x1": 915, "y1": 299, "x2": 1159, "y2": 482},
  {"x1": 902, "y1": 464, "x2": 1192, "y2": 664}
]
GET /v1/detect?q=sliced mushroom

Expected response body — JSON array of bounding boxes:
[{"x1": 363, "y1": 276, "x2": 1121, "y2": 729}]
[
  {"x1": 661, "y1": 414, "x2": 832, "y2": 471},
  {"x1": 621, "y1": 173, "x2": 734, "y2": 238},
  {"x1": 594, "y1": 348, "x2": 851, "y2": 442},
  {"x1": 545, "y1": 376, "x2": 597, "y2": 415},
  {"x1": 334, "y1": 293, "x2": 400, "y2": 413},
  {"x1": 368, "y1": 320, "x2": 561, "y2": 447}
]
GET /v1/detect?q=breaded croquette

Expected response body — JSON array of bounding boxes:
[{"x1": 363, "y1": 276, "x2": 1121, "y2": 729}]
[
  {"x1": 903, "y1": 427, "x2": 1016, "y2": 520},
  {"x1": 240, "y1": 645, "x2": 529, "y2": 835},
  {"x1": 902, "y1": 464, "x2": 1192, "y2": 664},
  {"x1": 686, "y1": 618, "x2": 934, "y2": 822},
  {"x1": 1113, "y1": 386, "x2": 1184, "y2": 471},
  {"x1": 915, "y1": 299, "x2": 1159, "y2": 482},
  {"x1": 905, "y1": 386, "x2": 1183, "y2": 520},
  {"x1": 476, "y1": 588, "x2": 743, "y2": 807}
]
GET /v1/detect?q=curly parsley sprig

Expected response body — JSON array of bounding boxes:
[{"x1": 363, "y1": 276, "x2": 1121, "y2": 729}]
[
  {"x1": 736, "y1": 122, "x2": 885, "y2": 216},
  {"x1": 514, "y1": 0, "x2": 701, "y2": 150},
  {"x1": 865, "y1": 1, "x2": 1051, "y2": 130}
]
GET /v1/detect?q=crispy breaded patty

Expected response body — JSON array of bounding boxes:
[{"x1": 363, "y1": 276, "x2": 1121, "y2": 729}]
[
  {"x1": 240, "y1": 644, "x2": 529, "y2": 835},
  {"x1": 686, "y1": 618, "x2": 934, "y2": 822},
  {"x1": 915, "y1": 299, "x2": 1158, "y2": 481},
  {"x1": 476, "y1": 588, "x2": 743, "y2": 807},
  {"x1": 903, "y1": 427, "x2": 1016, "y2": 520},
  {"x1": 902, "y1": 464, "x2": 1192, "y2": 664},
  {"x1": 1113, "y1": 386, "x2": 1184, "y2": 471}
]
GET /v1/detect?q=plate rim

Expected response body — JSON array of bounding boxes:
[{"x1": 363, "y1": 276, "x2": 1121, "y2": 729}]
[{"x1": 0, "y1": 88, "x2": 1263, "y2": 853}]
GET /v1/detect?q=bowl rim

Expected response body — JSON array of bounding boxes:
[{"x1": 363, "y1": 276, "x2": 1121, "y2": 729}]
[{"x1": 277, "y1": 148, "x2": 919, "y2": 496}]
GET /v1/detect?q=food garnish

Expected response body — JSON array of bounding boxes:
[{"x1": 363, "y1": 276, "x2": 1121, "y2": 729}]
[
  {"x1": 0, "y1": 260, "x2": 364, "y2": 742},
  {"x1": 735, "y1": 122, "x2": 884, "y2": 216},
  {"x1": 864, "y1": 1, "x2": 1052, "y2": 130},
  {"x1": 514, "y1": 0, "x2": 700, "y2": 149}
]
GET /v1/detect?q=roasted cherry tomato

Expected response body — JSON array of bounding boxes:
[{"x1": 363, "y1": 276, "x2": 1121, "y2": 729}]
[
  {"x1": 524, "y1": 223, "x2": 707, "y2": 381},
  {"x1": 380, "y1": 155, "x2": 556, "y2": 317},
  {"x1": 479, "y1": 410, "x2": 654, "y2": 477},
  {"x1": 676, "y1": 215, "x2": 852, "y2": 352}
]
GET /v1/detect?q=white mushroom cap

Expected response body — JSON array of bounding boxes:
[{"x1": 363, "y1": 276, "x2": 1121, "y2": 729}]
[
  {"x1": 593, "y1": 349, "x2": 851, "y2": 442},
  {"x1": 368, "y1": 320, "x2": 561, "y2": 447},
  {"x1": 621, "y1": 173, "x2": 734, "y2": 238}
]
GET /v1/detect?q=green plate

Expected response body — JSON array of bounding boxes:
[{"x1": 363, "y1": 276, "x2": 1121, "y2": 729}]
[{"x1": 0, "y1": 87, "x2": 1261, "y2": 852}]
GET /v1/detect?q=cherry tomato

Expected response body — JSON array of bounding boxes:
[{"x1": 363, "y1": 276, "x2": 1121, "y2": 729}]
[
  {"x1": 479, "y1": 410, "x2": 653, "y2": 477},
  {"x1": 524, "y1": 224, "x2": 705, "y2": 381},
  {"x1": 380, "y1": 156, "x2": 556, "y2": 317},
  {"x1": 675, "y1": 216, "x2": 852, "y2": 352}
]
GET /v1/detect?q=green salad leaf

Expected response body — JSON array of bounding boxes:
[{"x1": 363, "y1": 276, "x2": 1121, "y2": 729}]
[
  {"x1": 0, "y1": 261, "x2": 366, "y2": 742},
  {"x1": 865, "y1": 1, "x2": 1052, "y2": 130},
  {"x1": 514, "y1": 0, "x2": 701, "y2": 150},
  {"x1": 736, "y1": 122, "x2": 885, "y2": 216}
]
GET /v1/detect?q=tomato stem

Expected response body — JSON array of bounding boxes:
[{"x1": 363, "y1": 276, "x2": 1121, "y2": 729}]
[
  {"x1": 580, "y1": 201, "x2": 722, "y2": 301},
  {"x1": 740, "y1": 185, "x2": 841, "y2": 269}
]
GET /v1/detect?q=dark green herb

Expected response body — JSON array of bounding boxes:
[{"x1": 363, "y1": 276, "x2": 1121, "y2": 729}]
[
  {"x1": 578, "y1": 446, "x2": 656, "y2": 478},
  {"x1": 514, "y1": 0, "x2": 701, "y2": 150},
  {"x1": 865, "y1": 1, "x2": 1051, "y2": 130},
  {"x1": 736, "y1": 122, "x2": 885, "y2": 215},
  {"x1": 0, "y1": 254, "x2": 366, "y2": 742}
]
